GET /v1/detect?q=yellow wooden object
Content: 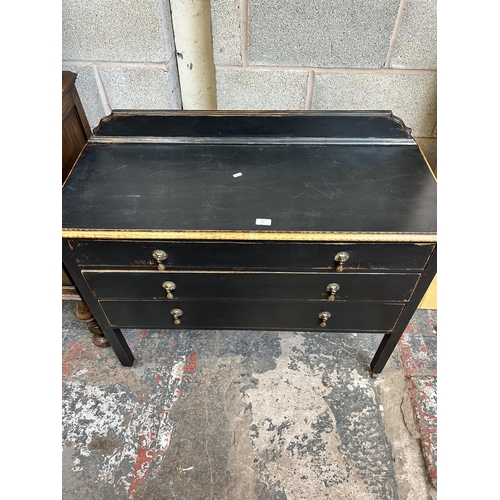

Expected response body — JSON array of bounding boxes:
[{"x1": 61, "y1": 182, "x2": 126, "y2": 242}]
[
  {"x1": 415, "y1": 142, "x2": 436, "y2": 310},
  {"x1": 419, "y1": 275, "x2": 437, "y2": 309}
]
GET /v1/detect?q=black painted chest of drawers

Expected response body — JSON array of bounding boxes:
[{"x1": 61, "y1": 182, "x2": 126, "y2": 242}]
[{"x1": 62, "y1": 111, "x2": 437, "y2": 374}]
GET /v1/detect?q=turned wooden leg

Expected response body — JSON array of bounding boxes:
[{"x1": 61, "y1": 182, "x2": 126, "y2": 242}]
[
  {"x1": 63, "y1": 266, "x2": 110, "y2": 348},
  {"x1": 74, "y1": 299, "x2": 110, "y2": 348},
  {"x1": 63, "y1": 249, "x2": 134, "y2": 367}
]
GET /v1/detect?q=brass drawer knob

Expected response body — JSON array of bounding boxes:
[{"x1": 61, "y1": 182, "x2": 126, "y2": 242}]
[
  {"x1": 326, "y1": 283, "x2": 340, "y2": 301},
  {"x1": 162, "y1": 281, "x2": 176, "y2": 299},
  {"x1": 152, "y1": 249, "x2": 168, "y2": 270},
  {"x1": 170, "y1": 308, "x2": 183, "y2": 325},
  {"x1": 334, "y1": 251, "x2": 349, "y2": 272},
  {"x1": 318, "y1": 311, "x2": 331, "y2": 327}
]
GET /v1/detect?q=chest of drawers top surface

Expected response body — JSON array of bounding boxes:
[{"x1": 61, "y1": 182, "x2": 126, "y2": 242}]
[
  {"x1": 62, "y1": 110, "x2": 436, "y2": 242},
  {"x1": 62, "y1": 111, "x2": 437, "y2": 372}
]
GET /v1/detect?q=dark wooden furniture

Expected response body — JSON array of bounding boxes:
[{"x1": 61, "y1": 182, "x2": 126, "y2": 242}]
[
  {"x1": 62, "y1": 72, "x2": 92, "y2": 182},
  {"x1": 62, "y1": 71, "x2": 109, "y2": 348},
  {"x1": 62, "y1": 110, "x2": 437, "y2": 373}
]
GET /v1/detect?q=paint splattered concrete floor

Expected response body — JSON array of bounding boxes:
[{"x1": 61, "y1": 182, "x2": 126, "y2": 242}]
[{"x1": 62, "y1": 302, "x2": 437, "y2": 500}]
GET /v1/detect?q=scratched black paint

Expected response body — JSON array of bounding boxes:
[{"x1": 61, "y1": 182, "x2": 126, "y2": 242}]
[{"x1": 62, "y1": 142, "x2": 436, "y2": 234}]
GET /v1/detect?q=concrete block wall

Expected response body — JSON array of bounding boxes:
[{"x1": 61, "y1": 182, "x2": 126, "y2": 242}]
[
  {"x1": 210, "y1": 0, "x2": 437, "y2": 139},
  {"x1": 62, "y1": 0, "x2": 437, "y2": 164},
  {"x1": 62, "y1": 0, "x2": 182, "y2": 130}
]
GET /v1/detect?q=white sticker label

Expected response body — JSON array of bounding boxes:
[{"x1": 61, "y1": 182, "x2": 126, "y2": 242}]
[
  {"x1": 255, "y1": 218, "x2": 272, "y2": 226},
  {"x1": 233, "y1": 172, "x2": 242, "y2": 178}
]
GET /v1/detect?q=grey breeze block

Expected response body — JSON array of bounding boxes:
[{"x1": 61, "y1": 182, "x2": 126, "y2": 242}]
[
  {"x1": 248, "y1": 0, "x2": 401, "y2": 68},
  {"x1": 62, "y1": 0, "x2": 176, "y2": 62},
  {"x1": 313, "y1": 72, "x2": 437, "y2": 137}
]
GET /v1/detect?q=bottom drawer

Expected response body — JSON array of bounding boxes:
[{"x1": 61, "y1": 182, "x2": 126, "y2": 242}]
[{"x1": 100, "y1": 300, "x2": 404, "y2": 332}]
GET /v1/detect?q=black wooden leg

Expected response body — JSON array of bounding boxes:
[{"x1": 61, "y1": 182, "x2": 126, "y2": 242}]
[
  {"x1": 370, "y1": 332, "x2": 403, "y2": 374},
  {"x1": 63, "y1": 241, "x2": 135, "y2": 367},
  {"x1": 101, "y1": 326, "x2": 135, "y2": 367},
  {"x1": 370, "y1": 247, "x2": 437, "y2": 374}
]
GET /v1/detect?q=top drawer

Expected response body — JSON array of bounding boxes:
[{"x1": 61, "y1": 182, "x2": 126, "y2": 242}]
[{"x1": 67, "y1": 240, "x2": 435, "y2": 271}]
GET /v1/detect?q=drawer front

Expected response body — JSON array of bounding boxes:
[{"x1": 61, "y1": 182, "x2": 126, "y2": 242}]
[
  {"x1": 84, "y1": 270, "x2": 420, "y2": 302},
  {"x1": 69, "y1": 240, "x2": 434, "y2": 271},
  {"x1": 100, "y1": 300, "x2": 403, "y2": 332}
]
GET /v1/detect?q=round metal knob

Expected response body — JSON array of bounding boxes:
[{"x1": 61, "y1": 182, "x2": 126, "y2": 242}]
[
  {"x1": 162, "y1": 281, "x2": 176, "y2": 299},
  {"x1": 170, "y1": 308, "x2": 183, "y2": 325},
  {"x1": 326, "y1": 283, "x2": 340, "y2": 301},
  {"x1": 152, "y1": 249, "x2": 167, "y2": 270},
  {"x1": 334, "y1": 252, "x2": 349, "y2": 272},
  {"x1": 318, "y1": 311, "x2": 331, "y2": 327}
]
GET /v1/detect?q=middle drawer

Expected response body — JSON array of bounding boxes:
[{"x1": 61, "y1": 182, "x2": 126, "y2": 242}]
[{"x1": 83, "y1": 270, "x2": 420, "y2": 302}]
